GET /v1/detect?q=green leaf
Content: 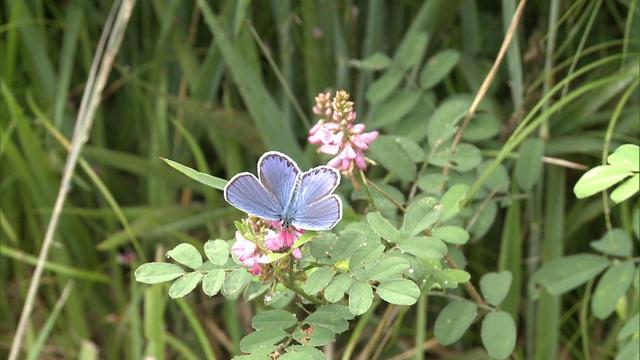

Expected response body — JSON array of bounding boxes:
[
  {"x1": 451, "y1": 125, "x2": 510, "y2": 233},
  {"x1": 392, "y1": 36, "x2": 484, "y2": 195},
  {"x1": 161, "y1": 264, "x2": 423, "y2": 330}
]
[
  {"x1": 366, "y1": 256, "x2": 410, "y2": 281},
  {"x1": 440, "y1": 184, "x2": 468, "y2": 221},
  {"x1": 480, "y1": 271, "x2": 512, "y2": 306},
  {"x1": 324, "y1": 273, "x2": 352, "y2": 303},
  {"x1": 592, "y1": 260, "x2": 635, "y2": 319},
  {"x1": 403, "y1": 197, "x2": 440, "y2": 236},
  {"x1": 304, "y1": 311, "x2": 349, "y2": 333},
  {"x1": 368, "y1": 135, "x2": 417, "y2": 181},
  {"x1": 349, "y1": 282, "x2": 373, "y2": 316},
  {"x1": 251, "y1": 310, "x2": 297, "y2": 330},
  {"x1": 169, "y1": 272, "x2": 203, "y2": 299},
  {"x1": 607, "y1": 144, "x2": 639, "y2": 172},
  {"x1": 617, "y1": 313, "x2": 639, "y2": 340},
  {"x1": 434, "y1": 300, "x2": 477, "y2": 345},
  {"x1": 376, "y1": 279, "x2": 420, "y2": 305},
  {"x1": 260, "y1": 252, "x2": 287, "y2": 264},
  {"x1": 239, "y1": 329, "x2": 288, "y2": 353},
  {"x1": 196, "y1": 0, "x2": 305, "y2": 161},
  {"x1": 574, "y1": 165, "x2": 632, "y2": 199},
  {"x1": 515, "y1": 138, "x2": 544, "y2": 191},
  {"x1": 426, "y1": 98, "x2": 470, "y2": 147},
  {"x1": 419, "y1": 49, "x2": 460, "y2": 88},
  {"x1": 417, "y1": 173, "x2": 448, "y2": 194},
  {"x1": 481, "y1": 311, "x2": 516, "y2": 359},
  {"x1": 366, "y1": 69, "x2": 404, "y2": 103},
  {"x1": 202, "y1": 269, "x2": 225, "y2": 297},
  {"x1": 432, "y1": 226, "x2": 469, "y2": 245},
  {"x1": 369, "y1": 90, "x2": 421, "y2": 128},
  {"x1": 349, "y1": 52, "x2": 393, "y2": 70},
  {"x1": 293, "y1": 231, "x2": 316, "y2": 249},
  {"x1": 281, "y1": 345, "x2": 325, "y2": 360},
  {"x1": 398, "y1": 236, "x2": 447, "y2": 259},
  {"x1": 223, "y1": 269, "x2": 251, "y2": 299},
  {"x1": 477, "y1": 161, "x2": 510, "y2": 193},
  {"x1": 304, "y1": 267, "x2": 335, "y2": 295},
  {"x1": 367, "y1": 212, "x2": 401, "y2": 243},
  {"x1": 440, "y1": 269, "x2": 471, "y2": 286},
  {"x1": 611, "y1": 174, "x2": 639, "y2": 203},
  {"x1": 135, "y1": 263, "x2": 185, "y2": 284},
  {"x1": 204, "y1": 239, "x2": 229, "y2": 266},
  {"x1": 534, "y1": 254, "x2": 609, "y2": 295},
  {"x1": 616, "y1": 338, "x2": 640, "y2": 360},
  {"x1": 590, "y1": 228, "x2": 633, "y2": 257},
  {"x1": 309, "y1": 233, "x2": 338, "y2": 261},
  {"x1": 450, "y1": 143, "x2": 482, "y2": 172},
  {"x1": 396, "y1": 136, "x2": 426, "y2": 162},
  {"x1": 167, "y1": 243, "x2": 203, "y2": 270},
  {"x1": 394, "y1": 31, "x2": 429, "y2": 69},
  {"x1": 462, "y1": 113, "x2": 500, "y2": 141},
  {"x1": 292, "y1": 326, "x2": 335, "y2": 347},
  {"x1": 162, "y1": 158, "x2": 227, "y2": 190}
]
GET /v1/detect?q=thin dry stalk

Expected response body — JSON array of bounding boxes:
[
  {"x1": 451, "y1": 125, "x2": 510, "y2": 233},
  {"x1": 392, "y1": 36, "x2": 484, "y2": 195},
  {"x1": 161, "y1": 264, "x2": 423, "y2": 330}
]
[
  {"x1": 8, "y1": 1, "x2": 136, "y2": 359},
  {"x1": 450, "y1": 0, "x2": 528, "y2": 150}
]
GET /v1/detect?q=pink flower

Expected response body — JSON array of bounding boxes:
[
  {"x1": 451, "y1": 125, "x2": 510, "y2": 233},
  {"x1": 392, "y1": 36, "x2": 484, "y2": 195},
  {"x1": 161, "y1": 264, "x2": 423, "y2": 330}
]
[
  {"x1": 292, "y1": 248, "x2": 302, "y2": 259},
  {"x1": 232, "y1": 231, "x2": 256, "y2": 261},
  {"x1": 308, "y1": 90, "x2": 378, "y2": 175},
  {"x1": 264, "y1": 228, "x2": 302, "y2": 252},
  {"x1": 232, "y1": 231, "x2": 262, "y2": 275}
]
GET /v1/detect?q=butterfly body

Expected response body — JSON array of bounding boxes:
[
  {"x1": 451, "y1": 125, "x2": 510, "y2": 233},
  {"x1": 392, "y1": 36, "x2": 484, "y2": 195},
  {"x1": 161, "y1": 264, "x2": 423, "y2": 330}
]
[{"x1": 224, "y1": 152, "x2": 343, "y2": 231}]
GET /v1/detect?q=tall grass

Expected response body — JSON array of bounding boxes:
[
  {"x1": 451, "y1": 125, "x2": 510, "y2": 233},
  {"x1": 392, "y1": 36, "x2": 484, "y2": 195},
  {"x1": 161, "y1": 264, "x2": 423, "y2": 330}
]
[{"x1": 1, "y1": 0, "x2": 638, "y2": 359}]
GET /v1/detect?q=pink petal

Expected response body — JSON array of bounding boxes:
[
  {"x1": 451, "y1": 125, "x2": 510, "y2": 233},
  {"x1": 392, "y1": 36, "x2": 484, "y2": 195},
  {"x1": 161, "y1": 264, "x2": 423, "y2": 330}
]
[
  {"x1": 292, "y1": 248, "x2": 302, "y2": 259},
  {"x1": 328, "y1": 156, "x2": 342, "y2": 169},
  {"x1": 320, "y1": 144, "x2": 340, "y2": 155},
  {"x1": 355, "y1": 152, "x2": 367, "y2": 169}
]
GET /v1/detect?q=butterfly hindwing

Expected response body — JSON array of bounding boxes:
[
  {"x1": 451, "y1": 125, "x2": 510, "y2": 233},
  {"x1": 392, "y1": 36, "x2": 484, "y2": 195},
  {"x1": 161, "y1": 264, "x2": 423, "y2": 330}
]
[
  {"x1": 291, "y1": 194, "x2": 342, "y2": 231},
  {"x1": 224, "y1": 173, "x2": 282, "y2": 221},
  {"x1": 289, "y1": 166, "x2": 342, "y2": 230},
  {"x1": 258, "y1": 152, "x2": 301, "y2": 210}
]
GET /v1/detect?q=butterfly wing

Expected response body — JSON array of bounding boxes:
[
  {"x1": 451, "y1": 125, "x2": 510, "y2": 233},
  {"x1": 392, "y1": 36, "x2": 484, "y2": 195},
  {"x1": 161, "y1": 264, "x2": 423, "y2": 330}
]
[
  {"x1": 290, "y1": 166, "x2": 342, "y2": 230},
  {"x1": 291, "y1": 195, "x2": 342, "y2": 231},
  {"x1": 224, "y1": 173, "x2": 283, "y2": 221},
  {"x1": 258, "y1": 152, "x2": 301, "y2": 210}
]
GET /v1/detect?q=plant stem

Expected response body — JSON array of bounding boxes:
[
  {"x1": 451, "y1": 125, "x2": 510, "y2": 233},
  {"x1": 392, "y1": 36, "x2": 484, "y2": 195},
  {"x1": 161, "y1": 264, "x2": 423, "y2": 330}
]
[
  {"x1": 359, "y1": 169, "x2": 380, "y2": 212},
  {"x1": 341, "y1": 300, "x2": 380, "y2": 360},
  {"x1": 444, "y1": 255, "x2": 488, "y2": 307},
  {"x1": 364, "y1": 176, "x2": 406, "y2": 212},
  {"x1": 580, "y1": 280, "x2": 594, "y2": 360}
]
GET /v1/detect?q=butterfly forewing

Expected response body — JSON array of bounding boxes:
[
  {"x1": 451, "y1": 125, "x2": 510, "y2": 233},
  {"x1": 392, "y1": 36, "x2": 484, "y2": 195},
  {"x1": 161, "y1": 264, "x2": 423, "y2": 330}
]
[
  {"x1": 258, "y1": 152, "x2": 300, "y2": 210},
  {"x1": 224, "y1": 173, "x2": 282, "y2": 221}
]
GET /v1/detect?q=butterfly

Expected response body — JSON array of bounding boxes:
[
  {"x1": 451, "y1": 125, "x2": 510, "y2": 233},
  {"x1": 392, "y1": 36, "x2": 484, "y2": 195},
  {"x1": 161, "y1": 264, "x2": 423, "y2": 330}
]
[{"x1": 224, "y1": 151, "x2": 343, "y2": 231}]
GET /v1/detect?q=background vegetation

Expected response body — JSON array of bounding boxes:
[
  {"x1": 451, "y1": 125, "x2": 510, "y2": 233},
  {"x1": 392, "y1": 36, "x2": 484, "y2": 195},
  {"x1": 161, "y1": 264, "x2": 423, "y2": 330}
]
[{"x1": 1, "y1": 0, "x2": 638, "y2": 359}]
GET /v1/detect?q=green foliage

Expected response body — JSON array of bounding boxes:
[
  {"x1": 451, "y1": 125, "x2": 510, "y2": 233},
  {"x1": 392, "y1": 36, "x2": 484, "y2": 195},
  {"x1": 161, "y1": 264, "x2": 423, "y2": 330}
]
[
  {"x1": 574, "y1": 144, "x2": 640, "y2": 202},
  {"x1": 480, "y1": 271, "x2": 512, "y2": 306},
  {"x1": 481, "y1": 311, "x2": 517, "y2": 359},
  {"x1": 434, "y1": 300, "x2": 477, "y2": 345}
]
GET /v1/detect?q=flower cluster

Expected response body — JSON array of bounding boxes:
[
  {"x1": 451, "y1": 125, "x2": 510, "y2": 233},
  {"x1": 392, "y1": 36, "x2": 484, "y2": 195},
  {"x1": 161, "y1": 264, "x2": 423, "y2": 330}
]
[
  {"x1": 308, "y1": 90, "x2": 379, "y2": 175},
  {"x1": 231, "y1": 218, "x2": 303, "y2": 275}
]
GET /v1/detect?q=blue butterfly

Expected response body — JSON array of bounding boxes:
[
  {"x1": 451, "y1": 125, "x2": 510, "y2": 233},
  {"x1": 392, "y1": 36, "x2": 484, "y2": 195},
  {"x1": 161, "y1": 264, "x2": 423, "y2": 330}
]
[{"x1": 224, "y1": 151, "x2": 343, "y2": 231}]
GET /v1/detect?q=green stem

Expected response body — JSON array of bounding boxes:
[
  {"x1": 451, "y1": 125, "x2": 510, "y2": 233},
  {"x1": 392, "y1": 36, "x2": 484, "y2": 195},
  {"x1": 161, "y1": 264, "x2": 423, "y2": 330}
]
[
  {"x1": 359, "y1": 169, "x2": 379, "y2": 212},
  {"x1": 580, "y1": 280, "x2": 594, "y2": 360},
  {"x1": 277, "y1": 270, "x2": 323, "y2": 306},
  {"x1": 364, "y1": 176, "x2": 406, "y2": 212},
  {"x1": 341, "y1": 300, "x2": 380, "y2": 360},
  {"x1": 414, "y1": 295, "x2": 426, "y2": 360}
]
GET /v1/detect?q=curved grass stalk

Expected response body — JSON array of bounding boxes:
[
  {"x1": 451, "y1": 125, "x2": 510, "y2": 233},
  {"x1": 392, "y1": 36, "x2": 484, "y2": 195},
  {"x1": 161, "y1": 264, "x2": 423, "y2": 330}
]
[{"x1": 466, "y1": 72, "x2": 635, "y2": 202}]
